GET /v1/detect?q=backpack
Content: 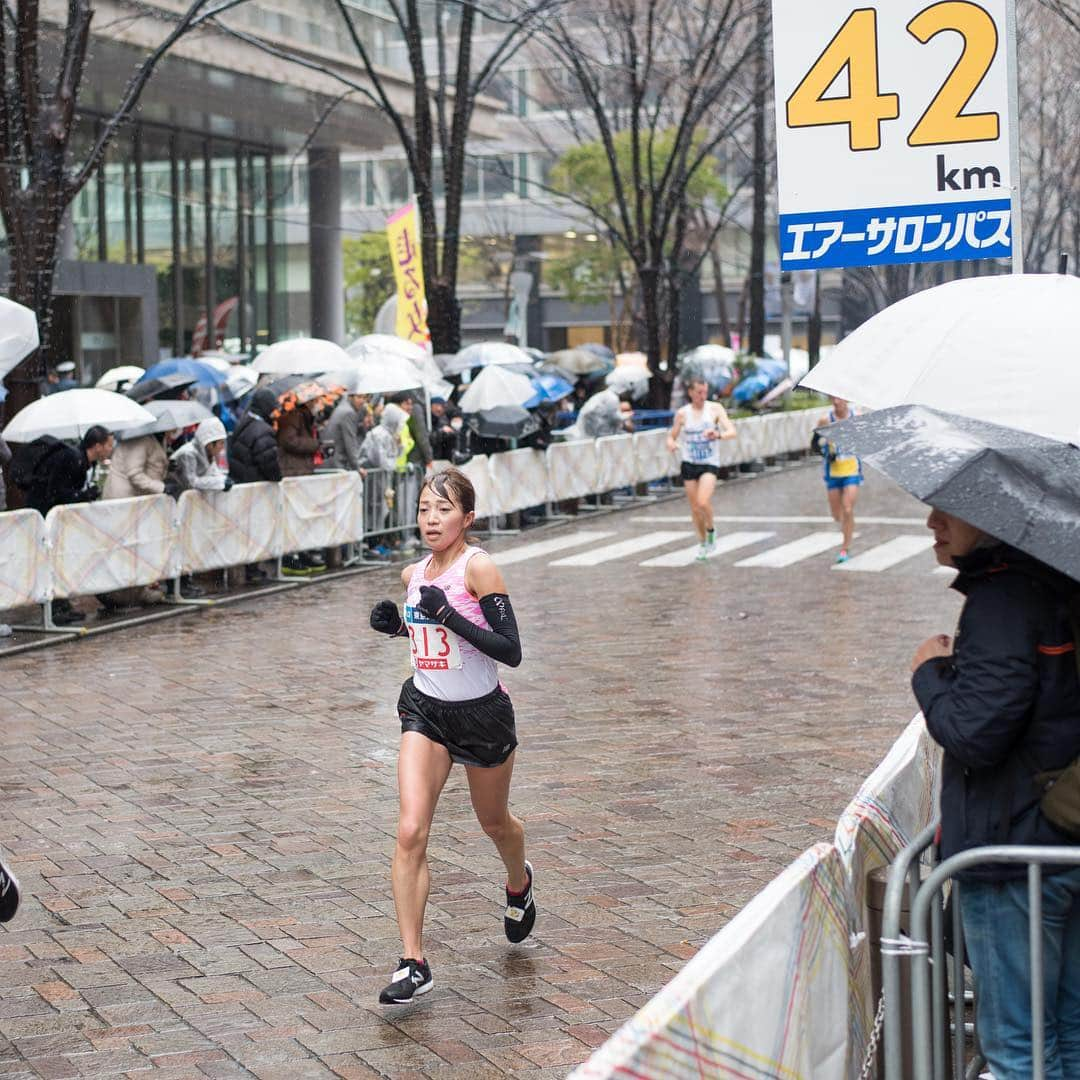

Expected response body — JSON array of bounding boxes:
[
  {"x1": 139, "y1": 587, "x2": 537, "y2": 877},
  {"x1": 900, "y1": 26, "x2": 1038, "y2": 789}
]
[{"x1": 10, "y1": 436, "x2": 62, "y2": 491}]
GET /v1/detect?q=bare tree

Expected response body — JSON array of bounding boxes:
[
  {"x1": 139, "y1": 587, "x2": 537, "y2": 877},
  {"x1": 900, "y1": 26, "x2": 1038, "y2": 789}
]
[
  {"x1": 308, "y1": 0, "x2": 560, "y2": 354},
  {"x1": 0, "y1": 0, "x2": 246, "y2": 416},
  {"x1": 538, "y1": 0, "x2": 758, "y2": 391},
  {"x1": 1019, "y1": 0, "x2": 1080, "y2": 271}
]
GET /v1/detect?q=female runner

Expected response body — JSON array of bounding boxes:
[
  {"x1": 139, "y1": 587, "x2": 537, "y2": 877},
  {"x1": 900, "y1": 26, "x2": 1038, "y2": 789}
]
[{"x1": 368, "y1": 467, "x2": 532, "y2": 1004}]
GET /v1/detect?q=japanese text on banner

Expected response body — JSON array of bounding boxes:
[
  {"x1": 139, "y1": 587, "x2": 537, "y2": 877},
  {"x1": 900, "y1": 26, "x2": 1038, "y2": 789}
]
[{"x1": 386, "y1": 204, "x2": 430, "y2": 346}]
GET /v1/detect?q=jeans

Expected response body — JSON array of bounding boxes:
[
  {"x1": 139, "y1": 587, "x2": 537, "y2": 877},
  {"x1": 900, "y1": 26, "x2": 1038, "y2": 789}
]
[{"x1": 961, "y1": 867, "x2": 1080, "y2": 1079}]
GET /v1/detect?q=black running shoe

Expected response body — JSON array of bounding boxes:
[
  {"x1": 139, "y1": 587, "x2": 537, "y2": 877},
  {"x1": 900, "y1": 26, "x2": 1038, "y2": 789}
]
[
  {"x1": 378, "y1": 957, "x2": 433, "y2": 1005},
  {"x1": 0, "y1": 857, "x2": 20, "y2": 923},
  {"x1": 504, "y1": 860, "x2": 536, "y2": 943}
]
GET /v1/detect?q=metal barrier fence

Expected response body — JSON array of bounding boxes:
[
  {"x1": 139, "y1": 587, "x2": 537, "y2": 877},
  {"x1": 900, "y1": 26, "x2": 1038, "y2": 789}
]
[
  {"x1": 883, "y1": 836, "x2": 1080, "y2": 1080},
  {"x1": 1, "y1": 408, "x2": 828, "y2": 632}
]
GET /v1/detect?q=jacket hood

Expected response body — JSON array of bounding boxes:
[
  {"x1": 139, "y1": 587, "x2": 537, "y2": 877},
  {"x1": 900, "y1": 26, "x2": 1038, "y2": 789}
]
[
  {"x1": 952, "y1": 542, "x2": 1079, "y2": 597},
  {"x1": 380, "y1": 403, "x2": 407, "y2": 437},
  {"x1": 195, "y1": 417, "x2": 227, "y2": 446},
  {"x1": 248, "y1": 388, "x2": 279, "y2": 421}
]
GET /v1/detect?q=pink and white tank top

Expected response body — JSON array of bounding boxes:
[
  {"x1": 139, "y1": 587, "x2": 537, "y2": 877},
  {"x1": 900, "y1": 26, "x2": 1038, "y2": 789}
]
[{"x1": 404, "y1": 546, "x2": 500, "y2": 701}]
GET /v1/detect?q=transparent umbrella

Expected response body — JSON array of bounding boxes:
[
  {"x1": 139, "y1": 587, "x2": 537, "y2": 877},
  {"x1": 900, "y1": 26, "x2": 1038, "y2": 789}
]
[
  {"x1": 2, "y1": 389, "x2": 155, "y2": 442},
  {"x1": 251, "y1": 337, "x2": 352, "y2": 376},
  {"x1": 319, "y1": 356, "x2": 423, "y2": 397},
  {"x1": 444, "y1": 341, "x2": 534, "y2": 376},
  {"x1": 457, "y1": 366, "x2": 536, "y2": 412}
]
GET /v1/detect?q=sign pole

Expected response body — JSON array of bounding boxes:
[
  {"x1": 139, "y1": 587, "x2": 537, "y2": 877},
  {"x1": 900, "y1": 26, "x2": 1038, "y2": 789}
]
[{"x1": 1005, "y1": 0, "x2": 1024, "y2": 274}]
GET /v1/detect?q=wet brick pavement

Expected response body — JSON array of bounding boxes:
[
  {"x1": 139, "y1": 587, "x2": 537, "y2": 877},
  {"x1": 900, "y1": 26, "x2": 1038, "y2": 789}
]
[{"x1": 0, "y1": 463, "x2": 961, "y2": 1077}]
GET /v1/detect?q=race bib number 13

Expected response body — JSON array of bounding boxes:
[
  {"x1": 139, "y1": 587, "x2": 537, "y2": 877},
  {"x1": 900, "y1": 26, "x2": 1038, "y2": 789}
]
[{"x1": 405, "y1": 605, "x2": 463, "y2": 671}]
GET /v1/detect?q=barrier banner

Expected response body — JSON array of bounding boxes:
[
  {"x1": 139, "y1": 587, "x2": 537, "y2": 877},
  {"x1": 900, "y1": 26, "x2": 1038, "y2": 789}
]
[
  {"x1": 459, "y1": 455, "x2": 498, "y2": 520},
  {"x1": 572, "y1": 843, "x2": 851, "y2": 1079},
  {"x1": 833, "y1": 716, "x2": 941, "y2": 1071},
  {"x1": 596, "y1": 434, "x2": 636, "y2": 492},
  {"x1": 0, "y1": 509, "x2": 49, "y2": 609},
  {"x1": 633, "y1": 429, "x2": 680, "y2": 484},
  {"x1": 489, "y1": 449, "x2": 549, "y2": 515},
  {"x1": 547, "y1": 440, "x2": 599, "y2": 501},
  {"x1": 282, "y1": 472, "x2": 364, "y2": 552},
  {"x1": 47, "y1": 495, "x2": 179, "y2": 599},
  {"x1": 178, "y1": 482, "x2": 282, "y2": 573}
]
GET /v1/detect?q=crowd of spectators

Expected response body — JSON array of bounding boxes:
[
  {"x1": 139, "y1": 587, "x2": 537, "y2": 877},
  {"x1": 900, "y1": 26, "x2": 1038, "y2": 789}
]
[{"x1": 2, "y1": 368, "x2": 639, "y2": 624}]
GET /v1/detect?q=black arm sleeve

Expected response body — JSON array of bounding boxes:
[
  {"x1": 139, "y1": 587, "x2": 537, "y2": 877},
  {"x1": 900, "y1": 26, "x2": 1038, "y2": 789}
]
[{"x1": 442, "y1": 593, "x2": 522, "y2": 667}]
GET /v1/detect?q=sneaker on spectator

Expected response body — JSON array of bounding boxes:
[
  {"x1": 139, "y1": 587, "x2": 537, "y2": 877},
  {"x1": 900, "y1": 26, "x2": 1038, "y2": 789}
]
[
  {"x1": 245, "y1": 566, "x2": 269, "y2": 584},
  {"x1": 281, "y1": 555, "x2": 307, "y2": 576},
  {"x1": 52, "y1": 600, "x2": 85, "y2": 626},
  {"x1": 302, "y1": 552, "x2": 327, "y2": 574}
]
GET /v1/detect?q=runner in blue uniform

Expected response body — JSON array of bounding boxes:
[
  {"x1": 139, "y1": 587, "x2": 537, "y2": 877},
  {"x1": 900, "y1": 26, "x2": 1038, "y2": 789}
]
[{"x1": 816, "y1": 397, "x2": 863, "y2": 563}]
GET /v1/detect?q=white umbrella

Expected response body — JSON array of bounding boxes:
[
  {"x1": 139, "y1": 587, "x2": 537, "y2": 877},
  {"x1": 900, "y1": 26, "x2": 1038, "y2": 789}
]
[
  {"x1": 319, "y1": 357, "x2": 423, "y2": 397},
  {"x1": 0, "y1": 297, "x2": 40, "y2": 380},
  {"x1": 446, "y1": 341, "x2": 534, "y2": 376},
  {"x1": 251, "y1": 337, "x2": 352, "y2": 376},
  {"x1": 2, "y1": 388, "x2": 155, "y2": 442},
  {"x1": 800, "y1": 274, "x2": 1080, "y2": 444},
  {"x1": 458, "y1": 365, "x2": 536, "y2": 413},
  {"x1": 349, "y1": 334, "x2": 429, "y2": 365},
  {"x1": 546, "y1": 347, "x2": 609, "y2": 376},
  {"x1": 95, "y1": 365, "x2": 145, "y2": 393}
]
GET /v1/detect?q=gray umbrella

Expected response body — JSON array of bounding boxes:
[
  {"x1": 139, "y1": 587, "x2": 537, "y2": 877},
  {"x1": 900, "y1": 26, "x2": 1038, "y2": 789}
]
[
  {"x1": 826, "y1": 404, "x2": 1080, "y2": 583},
  {"x1": 119, "y1": 399, "x2": 214, "y2": 439}
]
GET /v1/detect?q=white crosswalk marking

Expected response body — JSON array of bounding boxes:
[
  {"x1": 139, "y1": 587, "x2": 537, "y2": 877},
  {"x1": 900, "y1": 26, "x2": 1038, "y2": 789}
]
[
  {"x1": 632, "y1": 514, "x2": 926, "y2": 526},
  {"x1": 833, "y1": 535, "x2": 935, "y2": 573},
  {"x1": 735, "y1": 531, "x2": 851, "y2": 568},
  {"x1": 550, "y1": 530, "x2": 692, "y2": 567},
  {"x1": 495, "y1": 530, "x2": 616, "y2": 566},
  {"x1": 640, "y1": 531, "x2": 775, "y2": 567}
]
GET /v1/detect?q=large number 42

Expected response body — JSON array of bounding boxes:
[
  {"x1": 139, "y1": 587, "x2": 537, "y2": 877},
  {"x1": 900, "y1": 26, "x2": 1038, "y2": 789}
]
[{"x1": 786, "y1": 2, "x2": 1000, "y2": 152}]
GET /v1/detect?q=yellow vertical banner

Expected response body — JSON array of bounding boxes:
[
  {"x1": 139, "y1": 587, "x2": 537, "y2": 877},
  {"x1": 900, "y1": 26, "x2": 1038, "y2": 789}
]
[{"x1": 386, "y1": 203, "x2": 430, "y2": 346}]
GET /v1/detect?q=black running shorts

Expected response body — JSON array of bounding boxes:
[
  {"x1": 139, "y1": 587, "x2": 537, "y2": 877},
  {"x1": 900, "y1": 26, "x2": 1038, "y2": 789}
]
[
  {"x1": 397, "y1": 678, "x2": 517, "y2": 768},
  {"x1": 681, "y1": 461, "x2": 720, "y2": 481}
]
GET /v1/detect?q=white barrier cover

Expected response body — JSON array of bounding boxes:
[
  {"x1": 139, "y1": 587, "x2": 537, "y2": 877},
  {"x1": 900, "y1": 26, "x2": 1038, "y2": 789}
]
[
  {"x1": 833, "y1": 716, "x2": 941, "y2": 1070},
  {"x1": 0, "y1": 509, "x2": 49, "y2": 608},
  {"x1": 488, "y1": 449, "x2": 548, "y2": 515},
  {"x1": 282, "y1": 472, "x2": 364, "y2": 552},
  {"x1": 633, "y1": 428, "x2": 680, "y2": 484},
  {"x1": 572, "y1": 843, "x2": 850, "y2": 1079},
  {"x1": 460, "y1": 455, "x2": 499, "y2": 520},
  {"x1": 547, "y1": 440, "x2": 599, "y2": 501},
  {"x1": 178, "y1": 481, "x2": 283, "y2": 573},
  {"x1": 47, "y1": 495, "x2": 179, "y2": 599},
  {"x1": 596, "y1": 434, "x2": 636, "y2": 491}
]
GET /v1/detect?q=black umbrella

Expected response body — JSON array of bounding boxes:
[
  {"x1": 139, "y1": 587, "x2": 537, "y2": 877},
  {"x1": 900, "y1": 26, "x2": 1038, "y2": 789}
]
[
  {"x1": 827, "y1": 404, "x2": 1080, "y2": 583},
  {"x1": 127, "y1": 373, "x2": 197, "y2": 403},
  {"x1": 465, "y1": 405, "x2": 540, "y2": 440}
]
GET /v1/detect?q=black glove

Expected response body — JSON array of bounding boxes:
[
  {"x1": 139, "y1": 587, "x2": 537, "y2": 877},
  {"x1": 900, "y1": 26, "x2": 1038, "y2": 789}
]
[
  {"x1": 164, "y1": 477, "x2": 181, "y2": 499},
  {"x1": 418, "y1": 584, "x2": 453, "y2": 623},
  {"x1": 223, "y1": 476, "x2": 234, "y2": 491},
  {"x1": 370, "y1": 599, "x2": 405, "y2": 636}
]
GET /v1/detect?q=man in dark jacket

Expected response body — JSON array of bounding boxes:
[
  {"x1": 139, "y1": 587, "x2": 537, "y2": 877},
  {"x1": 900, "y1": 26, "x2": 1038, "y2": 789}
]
[
  {"x1": 911, "y1": 508, "x2": 1080, "y2": 1079},
  {"x1": 227, "y1": 388, "x2": 282, "y2": 582},
  {"x1": 229, "y1": 389, "x2": 283, "y2": 485},
  {"x1": 16, "y1": 426, "x2": 113, "y2": 623}
]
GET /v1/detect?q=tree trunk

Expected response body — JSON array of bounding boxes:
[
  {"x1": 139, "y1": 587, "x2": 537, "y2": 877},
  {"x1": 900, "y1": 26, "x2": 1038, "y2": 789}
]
[
  {"x1": 807, "y1": 271, "x2": 822, "y2": 367},
  {"x1": 710, "y1": 247, "x2": 732, "y2": 347},
  {"x1": 637, "y1": 266, "x2": 666, "y2": 406},
  {"x1": 426, "y1": 280, "x2": 462, "y2": 355},
  {"x1": 748, "y1": 0, "x2": 768, "y2": 356}
]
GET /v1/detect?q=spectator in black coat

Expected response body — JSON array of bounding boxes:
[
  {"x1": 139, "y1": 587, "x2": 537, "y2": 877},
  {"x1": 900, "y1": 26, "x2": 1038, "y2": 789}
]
[
  {"x1": 16, "y1": 426, "x2": 113, "y2": 624},
  {"x1": 229, "y1": 389, "x2": 283, "y2": 485},
  {"x1": 226, "y1": 388, "x2": 282, "y2": 583},
  {"x1": 911, "y1": 509, "x2": 1080, "y2": 1078}
]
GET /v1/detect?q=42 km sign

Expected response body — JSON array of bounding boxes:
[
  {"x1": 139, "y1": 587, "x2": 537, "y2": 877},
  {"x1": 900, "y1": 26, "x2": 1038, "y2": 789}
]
[{"x1": 771, "y1": 0, "x2": 1016, "y2": 270}]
